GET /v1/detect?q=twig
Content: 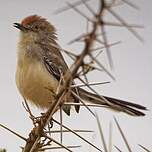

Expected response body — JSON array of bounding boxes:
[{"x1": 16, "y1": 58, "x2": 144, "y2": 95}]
[
  {"x1": 64, "y1": 102, "x2": 109, "y2": 108},
  {"x1": 81, "y1": 0, "x2": 96, "y2": 15},
  {"x1": 104, "y1": 21, "x2": 143, "y2": 28},
  {"x1": 59, "y1": 106, "x2": 63, "y2": 144},
  {"x1": 106, "y1": 7, "x2": 143, "y2": 41},
  {"x1": 108, "y1": 121, "x2": 113, "y2": 152},
  {"x1": 46, "y1": 129, "x2": 93, "y2": 133},
  {"x1": 114, "y1": 145, "x2": 123, "y2": 152},
  {"x1": 21, "y1": 1, "x2": 145, "y2": 152},
  {"x1": 114, "y1": 117, "x2": 133, "y2": 152},
  {"x1": 0, "y1": 123, "x2": 26, "y2": 141},
  {"x1": 22, "y1": 98, "x2": 36, "y2": 127},
  {"x1": 39, "y1": 145, "x2": 81, "y2": 151},
  {"x1": 138, "y1": 144, "x2": 151, "y2": 152},
  {"x1": 101, "y1": 24, "x2": 114, "y2": 68},
  {"x1": 23, "y1": 1, "x2": 106, "y2": 150},
  {"x1": 71, "y1": 81, "x2": 110, "y2": 88},
  {"x1": 120, "y1": 0, "x2": 139, "y2": 10},
  {"x1": 54, "y1": 0, "x2": 90, "y2": 14},
  {"x1": 66, "y1": 2, "x2": 93, "y2": 22},
  {"x1": 95, "y1": 113, "x2": 108, "y2": 152},
  {"x1": 89, "y1": 53, "x2": 115, "y2": 80},
  {"x1": 44, "y1": 135, "x2": 74, "y2": 152},
  {"x1": 92, "y1": 41, "x2": 121, "y2": 52},
  {"x1": 53, "y1": 118, "x2": 103, "y2": 152}
]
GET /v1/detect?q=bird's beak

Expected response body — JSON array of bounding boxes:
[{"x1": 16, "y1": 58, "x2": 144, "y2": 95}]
[{"x1": 13, "y1": 23, "x2": 29, "y2": 31}]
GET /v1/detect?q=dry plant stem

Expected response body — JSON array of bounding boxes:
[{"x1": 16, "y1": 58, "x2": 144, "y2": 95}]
[
  {"x1": 108, "y1": 121, "x2": 112, "y2": 152},
  {"x1": 23, "y1": 98, "x2": 36, "y2": 127},
  {"x1": 66, "y1": 2, "x2": 93, "y2": 22},
  {"x1": 23, "y1": 91, "x2": 67, "y2": 152},
  {"x1": 95, "y1": 113, "x2": 108, "y2": 152},
  {"x1": 89, "y1": 53, "x2": 115, "y2": 80},
  {"x1": 92, "y1": 41, "x2": 121, "y2": 51},
  {"x1": 53, "y1": 119, "x2": 103, "y2": 152},
  {"x1": 59, "y1": 106, "x2": 63, "y2": 144},
  {"x1": 138, "y1": 144, "x2": 151, "y2": 152},
  {"x1": 0, "y1": 123, "x2": 26, "y2": 141},
  {"x1": 114, "y1": 145, "x2": 122, "y2": 152},
  {"x1": 23, "y1": 1, "x2": 106, "y2": 151},
  {"x1": 68, "y1": 33, "x2": 89, "y2": 45},
  {"x1": 64, "y1": 102, "x2": 109, "y2": 108},
  {"x1": 106, "y1": 7, "x2": 143, "y2": 41},
  {"x1": 82, "y1": 0, "x2": 95, "y2": 15},
  {"x1": 114, "y1": 117, "x2": 132, "y2": 152},
  {"x1": 39, "y1": 145, "x2": 81, "y2": 151},
  {"x1": 54, "y1": 0, "x2": 90, "y2": 14},
  {"x1": 44, "y1": 135, "x2": 74, "y2": 152},
  {"x1": 101, "y1": 25, "x2": 113, "y2": 68},
  {"x1": 29, "y1": 137, "x2": 40, "y2": 152},
  {"x1": 120, "y1": 0, "x2": 139, "y2": 10},
  {"x1": 46, "y1": 129, "x2": 93, "y2": 133},
  {"x1": 71, "y1": 81, "x2": 110, "y2": 88},
  {"x1": 104, "y1": 21, "x2": 143, "y2": 28}
]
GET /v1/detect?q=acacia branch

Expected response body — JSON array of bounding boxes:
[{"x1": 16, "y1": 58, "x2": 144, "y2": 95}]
[{"x1": 22, "y1": 1, "x2": 106, "y2": 152}]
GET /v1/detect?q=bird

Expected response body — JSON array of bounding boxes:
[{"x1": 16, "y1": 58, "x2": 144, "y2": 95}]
[{"x1": 14, "y1": 15, "x2": 146, "y2": 116}]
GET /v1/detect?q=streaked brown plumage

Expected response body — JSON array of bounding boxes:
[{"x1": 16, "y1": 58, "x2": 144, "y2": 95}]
[{"x1": 14, "y1": 15, "x2": 146, "y2": 116}]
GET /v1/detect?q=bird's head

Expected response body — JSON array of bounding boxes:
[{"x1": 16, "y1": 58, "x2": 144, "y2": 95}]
[{"x1": 14, "y1": 15, "x2": 57, "y2": 42}]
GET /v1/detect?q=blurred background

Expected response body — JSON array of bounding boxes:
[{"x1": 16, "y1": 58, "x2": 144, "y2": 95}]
[{"x1": 0, "y1": 0, "x2": 151, "y2": 151}]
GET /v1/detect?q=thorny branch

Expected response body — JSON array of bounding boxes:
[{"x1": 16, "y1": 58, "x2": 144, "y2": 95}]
[
  {"x1": 0, "y1": 0, "x2": 146, "y2": 152},
  {"x1": 22, "y1": 1, "x2": 109, "y2": 152},
  {"x1": 22, "y1": 0, "x2": 145, "y2": 151}
]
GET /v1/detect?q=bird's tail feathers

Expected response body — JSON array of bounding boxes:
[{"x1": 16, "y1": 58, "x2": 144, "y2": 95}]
[{"x1": 78, "y1": 88, "x2": 146, "y2": 116}]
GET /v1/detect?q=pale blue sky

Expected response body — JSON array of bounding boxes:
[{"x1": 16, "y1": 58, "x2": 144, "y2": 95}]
[{"x1": 0, "y1": 0, "x2": 151, "y2": 151}]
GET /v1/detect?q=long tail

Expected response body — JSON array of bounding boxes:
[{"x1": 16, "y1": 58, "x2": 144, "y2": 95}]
[{"x1": 77, "y1": 88, "x2": 147, "y2": 116}]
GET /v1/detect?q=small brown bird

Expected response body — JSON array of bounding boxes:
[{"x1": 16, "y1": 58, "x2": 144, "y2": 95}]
[{"x1": 14, "y1": 15, "x2": 146, "y2": 116}]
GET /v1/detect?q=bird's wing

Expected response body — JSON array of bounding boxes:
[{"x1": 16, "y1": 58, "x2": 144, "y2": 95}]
[
  {"x1": 38, "y1": 42, "x2": 80, "y2": 115},
  {"x1": 44, "y1": 56, "x2": 63, "y2": 81},
  {"x1": 37, "y1": 41, "x2": 68, "y2": 81}
]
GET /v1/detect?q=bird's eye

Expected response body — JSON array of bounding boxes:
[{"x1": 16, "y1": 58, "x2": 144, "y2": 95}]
[{"x1": 34, "y1": 25, "x2": 39, "y2": 30}]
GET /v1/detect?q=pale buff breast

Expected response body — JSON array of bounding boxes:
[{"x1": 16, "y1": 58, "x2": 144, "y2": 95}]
[{"x1": 16, "y1": 56, "x2": 59, "y2": 109}]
